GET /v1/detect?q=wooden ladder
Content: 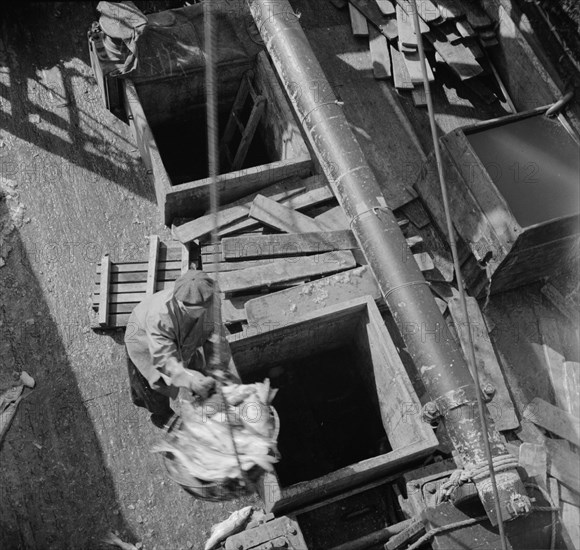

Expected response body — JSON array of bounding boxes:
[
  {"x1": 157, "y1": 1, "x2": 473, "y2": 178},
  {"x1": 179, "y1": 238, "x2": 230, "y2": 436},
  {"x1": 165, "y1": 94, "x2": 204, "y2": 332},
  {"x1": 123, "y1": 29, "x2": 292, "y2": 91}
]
[{"x1": 220, "y1": 71, "x2": 266, "y2": 172}]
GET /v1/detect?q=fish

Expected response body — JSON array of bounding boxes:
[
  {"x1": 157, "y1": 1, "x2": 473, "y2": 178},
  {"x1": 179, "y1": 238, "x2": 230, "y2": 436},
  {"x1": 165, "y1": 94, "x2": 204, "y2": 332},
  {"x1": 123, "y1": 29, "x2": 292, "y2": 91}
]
[{"x1": 204, "y1": 505, "x2": 254, "y2": 550}]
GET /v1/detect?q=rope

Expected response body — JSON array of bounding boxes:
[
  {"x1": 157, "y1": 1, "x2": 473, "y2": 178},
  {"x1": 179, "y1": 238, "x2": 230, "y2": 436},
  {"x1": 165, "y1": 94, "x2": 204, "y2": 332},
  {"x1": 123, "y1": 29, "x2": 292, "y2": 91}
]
[
  {"x1": 408, "y1": 2, "x2": 510, "y2": 549},
  {"x1": 203, "y1": 1, "x2": 251, "y2": 491}
]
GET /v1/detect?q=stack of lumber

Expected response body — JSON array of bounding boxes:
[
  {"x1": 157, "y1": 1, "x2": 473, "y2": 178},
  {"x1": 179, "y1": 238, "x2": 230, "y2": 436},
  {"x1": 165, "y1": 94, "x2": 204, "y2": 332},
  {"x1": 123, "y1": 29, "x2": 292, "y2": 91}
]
[
  {"x1": 90, "y1": 174, "x2": 444, "y2": 330},
  {"x1": 171, "y1": 174, "x2": 438, "y2": 332},
  {"x1": 339, "y1": 0, "x2": 500, "y2": 106}
]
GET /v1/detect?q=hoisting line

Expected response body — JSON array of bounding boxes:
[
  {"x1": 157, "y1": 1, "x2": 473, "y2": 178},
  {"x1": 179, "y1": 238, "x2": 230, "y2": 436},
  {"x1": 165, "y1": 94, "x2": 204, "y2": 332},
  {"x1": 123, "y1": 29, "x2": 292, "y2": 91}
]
[{"x1": 408, "y1": 2, "x2": 508, "y2": 548}]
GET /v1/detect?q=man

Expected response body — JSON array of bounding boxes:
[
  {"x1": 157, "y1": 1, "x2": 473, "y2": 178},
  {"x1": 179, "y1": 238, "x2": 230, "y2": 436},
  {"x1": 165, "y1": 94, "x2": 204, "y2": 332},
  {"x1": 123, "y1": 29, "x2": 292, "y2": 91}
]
[{"x1": 124, "y1": 270, "x2": 230, "y2": 428}]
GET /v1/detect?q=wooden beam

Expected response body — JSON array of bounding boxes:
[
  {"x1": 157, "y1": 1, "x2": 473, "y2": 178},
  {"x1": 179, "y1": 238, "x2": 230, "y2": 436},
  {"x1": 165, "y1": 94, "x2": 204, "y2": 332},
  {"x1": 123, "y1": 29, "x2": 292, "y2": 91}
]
[
  {"x1": 250, "y1": 195, "x2": 329, "y2": 233},
  {"x1": 390, "y1": 44, "x2": 414, "y2": 89},
  {"x1": 173, "y1": 186, "x2": 304, "y2": 244},
  {"x1": 215, "y1": 251, "x2": 356, "y2": 294},
  {"x1": 180, "y1": 243, "x2": 190, "y2": 275},
  {"x1": 222, "y1": 230, "x2": 359, "y2": 260},
  {"x1": 98, "y1": 254, "x2": 111, "y2": 327},
  {"x1": 425, "y1": 33, "x2": 483, "y2": 80},
  {"x1": 146, "y1": 235, "x2": 160, "y2": 296},
  {"x1": 245, "y1": 266, "x2": 382, "y2": 325},
  {"x1": 448, "y1": 291, "x2": 519, "y2": 431},
  {"x1": 523, "y1": 398, "x2": 580, "y2": 447},
  {"x1": 375, "y1": 0, "x2": 395, "y2": 16},
  {"x1": 545, "y1": 438, "x2": 580, "y2": 494},
  {"x1": 369, "y1": 26, "x2": 392, "y2": 79},
  {"x1": 403, "y1": 51, "x2": 434, "y2": 83},
  {"x1": 219, "y1": 180, "x2": 334, "y2": 238},
  {"x1": 349, "y1": 3, "x2": 369, "y2": 36},
  {"x1": 518, "y1": 442, "x2": 547, "y2": 488}
]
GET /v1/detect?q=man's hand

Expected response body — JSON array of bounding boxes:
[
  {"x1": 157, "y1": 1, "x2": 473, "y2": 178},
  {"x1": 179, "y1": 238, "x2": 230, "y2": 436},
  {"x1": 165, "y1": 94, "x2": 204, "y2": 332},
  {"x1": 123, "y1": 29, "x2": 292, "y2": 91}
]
[{"x1": 184, "y1": 370, "x2": 215, "y2": 399}]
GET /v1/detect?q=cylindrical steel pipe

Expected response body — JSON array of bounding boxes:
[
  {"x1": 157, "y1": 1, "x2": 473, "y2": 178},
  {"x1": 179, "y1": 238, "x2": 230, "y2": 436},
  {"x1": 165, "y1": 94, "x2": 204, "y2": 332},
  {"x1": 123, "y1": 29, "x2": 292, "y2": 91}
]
[{"x1": 248, "y1": 0, "x2": 529, "y2": 523}]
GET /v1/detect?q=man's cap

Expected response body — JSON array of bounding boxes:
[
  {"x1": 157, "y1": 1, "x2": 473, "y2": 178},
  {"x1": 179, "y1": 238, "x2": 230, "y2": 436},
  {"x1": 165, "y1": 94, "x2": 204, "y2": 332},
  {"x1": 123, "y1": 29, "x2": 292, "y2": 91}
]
[{"x1": 173, "y1": 271, "x2": 215, "y2": 306}]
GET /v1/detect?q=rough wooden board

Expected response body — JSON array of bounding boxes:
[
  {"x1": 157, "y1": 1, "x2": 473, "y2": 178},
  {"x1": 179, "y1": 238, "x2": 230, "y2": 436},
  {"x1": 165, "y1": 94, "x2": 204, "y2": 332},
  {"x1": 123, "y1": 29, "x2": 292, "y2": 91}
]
[
  {"x1": 448, "y1": 291, "x2": 519, "y2": 431},
  {"x1": 545, "y1": 438, "x2": 580, "y2": 494},
  {"x1": 456, "y1": 19, "x2": 476, "y2": 38},
  {"x1": 412, "y1": 84, "x2": 427, "y2": 106},
  {"x1": 349, "y1": 3, "x2": 369, "y2": 36},
  {"x1": 222, "y1": 230, "x2": 358, "y2": 259},
  {"x1": 396, "y1": 4, "x2": 418, "y2": 49},
  {"x1": 565, "y1": 362, "x2": 580, "y2": 419},
  {"x1": 250, "y1": 194, "x2": 329, "y2": 233},
  {"x1": 348, "y1": 0, "x2": 399, "y2": 41},
  {"x1": 461, "y1": 0, "x2": 493, "y2": 29},
  {"x1": 314, "y1": 205, "x2": 350, "y2": 230},
  {"x1": 245, "y1": 266, "x2": 382, "y2": 325},
  {"x1": 369, "y1": 25, "x2": 392, "y2": 79},
  {"x1": 425, "y1": 33, "x2": 483, "y2": 80},
  {"x1": 518, "y1": 442, "x2": 547, "y2": 487},
  {"x1": 523, "y1": 398, "x2": 580, "y2": 447},
  {"x1": 541, "y1": 282, "x2": 579, "y2": 324},
  {"x1": 390, "y1": 44, "x2": 414, "y2": 89},
  {"x1": 561, "y1": 501, "x2": 580, "y2": 550},
  {"x1": 203, "y1": 259, "x2": 280, "y2": 272},
  {"x1": 375, "y1": 0, "x2": 395, "y2": 16},
  {"x1": 173, "y1": 185, "x2": 305, "y2": 244},
  {"x1": 218, "y1": 181, "x2": 335, "y2": 238},
  {"x1": 395, "y1": 0, "x2": 441, "y2": 23},
  {"x1": 403, "y1": 51, "x2": 435, "y2": 83},
  {"x1": 145, "y1": 235, "x2": 160, "y2": 296},
  {"x1": 221, "y1": 295, "x2": 259, "y2": 324},
  {"x1": 215, "y1": 251, "x2": 356, "y2": 294},
  {"x1": 98, "y1": 255, "x2": 111, "y2": 327}
]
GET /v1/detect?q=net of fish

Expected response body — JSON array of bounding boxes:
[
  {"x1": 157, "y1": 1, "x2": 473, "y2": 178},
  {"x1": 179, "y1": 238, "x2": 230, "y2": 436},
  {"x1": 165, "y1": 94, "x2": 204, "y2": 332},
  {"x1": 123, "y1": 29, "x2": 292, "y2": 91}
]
[{"x1": 152, "y1": 379, "x2": 280, "y2": 501}]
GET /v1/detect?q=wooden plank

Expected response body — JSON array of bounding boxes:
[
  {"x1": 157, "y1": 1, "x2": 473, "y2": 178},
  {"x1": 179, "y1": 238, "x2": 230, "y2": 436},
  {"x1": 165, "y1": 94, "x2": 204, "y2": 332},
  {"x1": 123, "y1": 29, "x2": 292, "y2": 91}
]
[
  {"x1": 314, "y1": 205, "x2": 350, "y2": 230},
  {"x1": 369, "y1": 26, "x2": 392, "y2": 79},
  {"x1": 461, "y1": 0, "x2": 493, "y2": 29},
  {"x1": 448, "y1": 291, "x2": 519, "y2": 431},
  {"x1": 222, "y1": 230, "x2": 358, "y2": 260},
  {"x1": 96, "y1": 269, "x2": 182, "y2": 284},
  {"x1": 98, "y1": 255, "x2": 111, "y2": 327},
  {"x1": 402, "y1": 51, "x2": 434, "y2": 83},
  {"x1": 164, "y1": 155, "x2": 313, "y2": 223},
  {"x1": 396, "y1": 4, "x2": 426, "y2": 49},
  {"x1": 545, "y1": 438, "x2": 580, "y2": 494},
  {"x1": 518, "y1": 442, "x2": 547, "y2": 487},
  {"x1": 349, "y1": 3, "x2": 369, "y2": 36},
  {"x1": 216, "y1": 251, "x2": 356, "y2": 294},
  {"x1": 249, "y1": 195, "x2": 328, "y2": 233},
  {"x1": 390, "y1": 44, "x2": 414, "y2": 89},
  {"x1": 565, "y1": 361, "x2": 580, "y2": 419},
  {"x1": 180, "y1": 244, "x2": 190, "y2": 275},
  {"x1": 523, "y1": 398, "x2": 580, "y2": 447},
  {"x1": 172, "y1": 185, "x2": 305, "y2": 244},
  {"x1": 375, "y1": 0, "x2": 395, "y2": 16},
  {"x1": 218, "y1": 181, "x2": 335, "y2": 238},
  {"x1": 425, "y1": 33, "x2": 482, "y2": 80},
  {"x1": 96, "y1": 260, "x2": 182, "y2": 274},
  {"x1": 456, "y1": 19, "x2": 476, "y2": 38},
  {"x1": 221, "y1": 295, "x2": 259, "y2": 324},
  {"x1": 348, "y1": 0, "x2": 399, "y2": 41},
  {"x1": 395, "y1": 0, "x2": 440, "y2": 24},
  {"x1": 231, "y1": 98, "x2": 266, "y2": 171},
  {"x1": 146, "y1": 235, "x2": 160, "y2": 296},
  {"x1": 245, "y1": 266, "x2": 382, "y2": 325},
  {"x1": 203, "y1": 259, "x2": 280, "y2": 273},
  {"x1": 411, "y1": 84, "x2": 427, "y2": 107}
]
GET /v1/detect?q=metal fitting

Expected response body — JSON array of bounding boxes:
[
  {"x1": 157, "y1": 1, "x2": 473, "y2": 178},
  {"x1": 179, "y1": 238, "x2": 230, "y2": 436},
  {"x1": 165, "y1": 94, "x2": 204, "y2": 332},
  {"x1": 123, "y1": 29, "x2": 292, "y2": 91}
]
[
  {"x1": 422, "y1": 401, "x2": 441, "y2": 423},
  {"x1": 482, "y1": 383, "x2": 496, "y2": 401},
  {"x1": 507, "y1": 493, "x2": 532, "y2": 517}
]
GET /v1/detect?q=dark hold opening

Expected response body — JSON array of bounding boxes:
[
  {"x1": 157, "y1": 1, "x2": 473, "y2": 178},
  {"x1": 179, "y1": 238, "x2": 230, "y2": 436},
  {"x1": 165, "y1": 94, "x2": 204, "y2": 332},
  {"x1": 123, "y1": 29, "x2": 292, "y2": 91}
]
[
  {"x1": 246, "y1": 346, "x2": 389, "y2": 488},
  {"x1": 152, "y1": 103, "x2": 272, "y2": 185}
]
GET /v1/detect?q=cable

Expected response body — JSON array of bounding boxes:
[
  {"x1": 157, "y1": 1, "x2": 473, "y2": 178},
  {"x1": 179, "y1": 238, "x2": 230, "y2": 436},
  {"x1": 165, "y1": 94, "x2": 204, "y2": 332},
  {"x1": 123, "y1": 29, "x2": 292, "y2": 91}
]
[{"x1": 408, "y1": 2, "x2": 509, "y2": 549}]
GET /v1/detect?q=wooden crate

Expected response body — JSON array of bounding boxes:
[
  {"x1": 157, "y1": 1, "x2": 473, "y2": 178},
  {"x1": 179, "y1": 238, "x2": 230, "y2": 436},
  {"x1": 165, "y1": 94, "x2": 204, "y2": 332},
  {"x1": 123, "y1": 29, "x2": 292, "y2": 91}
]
[
  {"x1": 91, "y1": 237, "x2": 191, "y2": 329},
  {"x1": 123, "y1": 49, "x2": 312, "y2": 225},
  {"x1": 228, "y1": 296, "x2": 438, "y2": 514},
  {"x1": 415, "y1": 107, "x2": 580, "y2": 296}
]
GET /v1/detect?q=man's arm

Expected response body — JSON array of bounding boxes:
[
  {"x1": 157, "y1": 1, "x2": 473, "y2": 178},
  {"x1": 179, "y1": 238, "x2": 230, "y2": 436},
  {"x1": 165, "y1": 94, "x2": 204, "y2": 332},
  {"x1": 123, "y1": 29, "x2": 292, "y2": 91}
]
[{"x1": 147, "y1": 314, "x2": 215, "y2": 395}]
